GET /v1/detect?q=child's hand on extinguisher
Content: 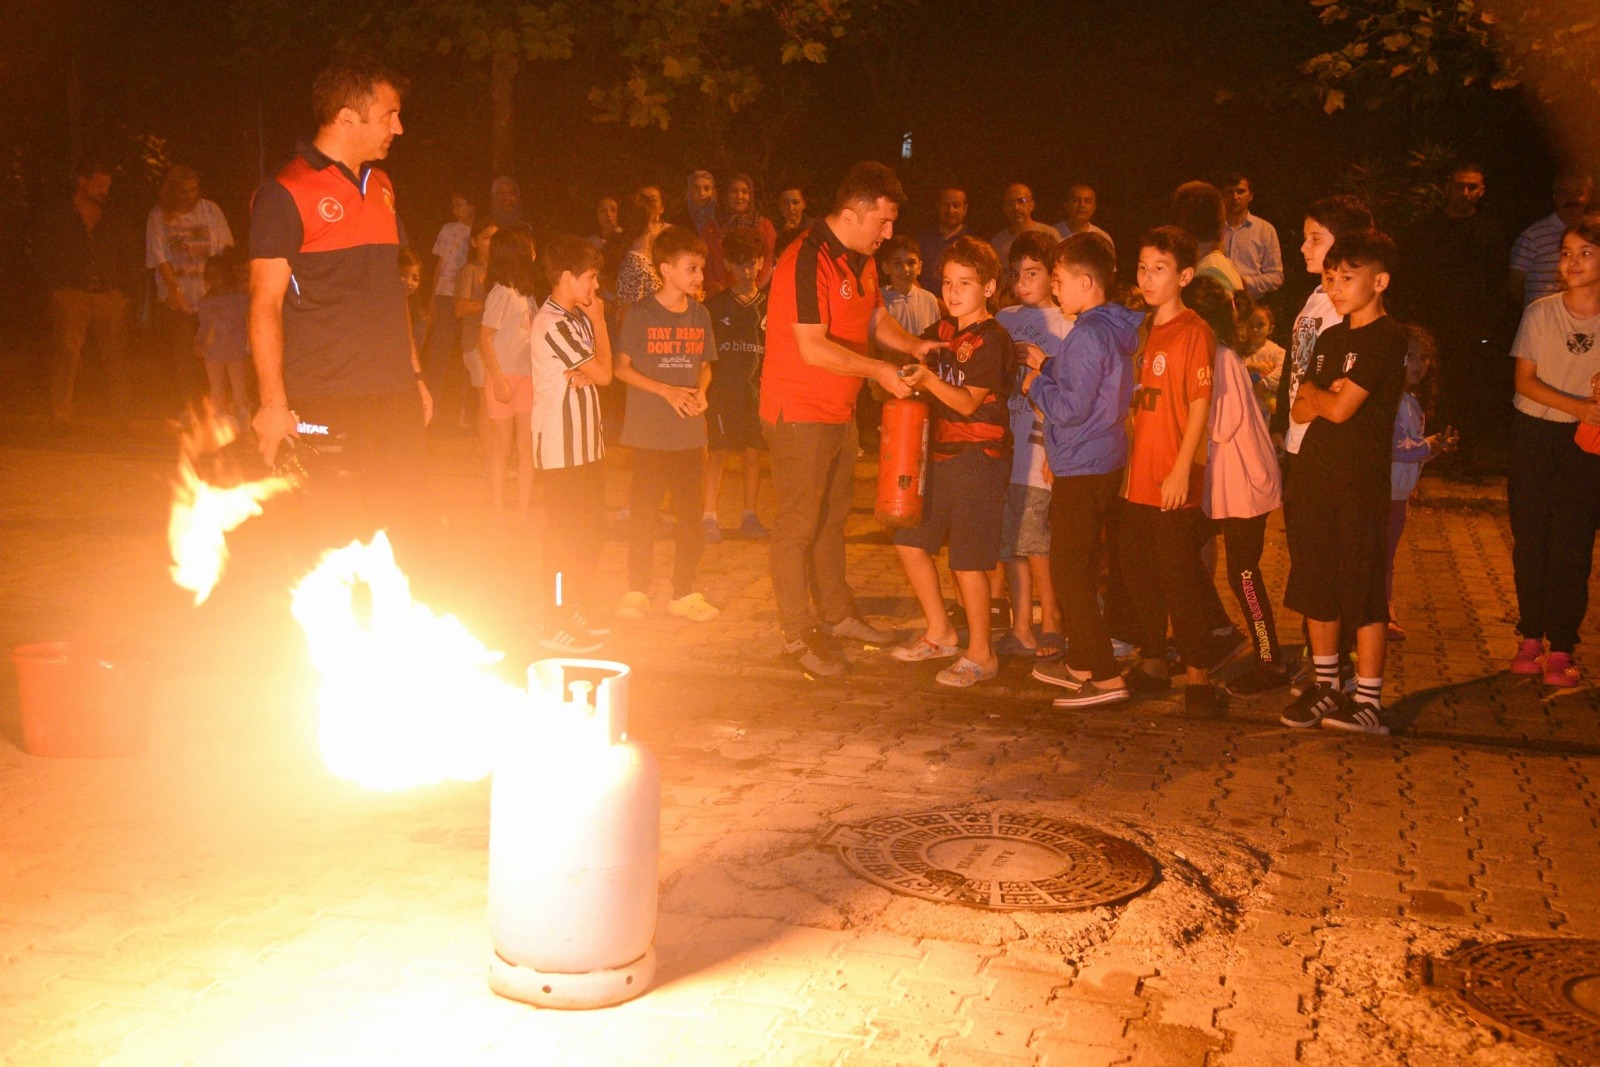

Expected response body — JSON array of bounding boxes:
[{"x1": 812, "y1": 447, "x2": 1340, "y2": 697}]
[
  {"x1": 874, "y1": 362, "x2": 914, "y2": 399},
  {"x1": 899, "y1": 363, "x2": 935, "y2": 391}
]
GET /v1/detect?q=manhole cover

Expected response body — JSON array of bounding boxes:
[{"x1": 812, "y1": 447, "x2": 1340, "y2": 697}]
[
  {"x1": 1432, "y1": 938, "x2": 1600, "y2": 1060},
  {"x1": 830, "y1": 810, "x2": 1155, "y2": 911}
]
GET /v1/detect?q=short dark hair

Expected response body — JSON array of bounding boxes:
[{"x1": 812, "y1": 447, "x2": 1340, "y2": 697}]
[
  {"x1": 1172, "y1": 181, "x2": 1225, "y2": 244},
  {"x1": 1220, "y1": 172, "x2": 1249, "y2": 189},
  {"x1": 1305, "y1": 194, "x2": 1374, "y2": 241},
  {"x1": 940, "y1": 236, "x2": 1001, "y2": 286},
  {"x1": 312, "y1": 58, "x2": 408, "y2": 128},
  {"x1": 484, "y1": 224, "x2": 540, "y2": 298},
  {"x1": 879, "y1": 234, "x2": 921, "y2": 262},
  {"x1": 543, "y1": 234, "x2": 602, "y2": 285},
  {"x1": 1564, "y1": 212, "x2": 1600, "y2": 249},
  {"x1": 832, "y1": 161, "x2": 906, "y2": 214},
  {"x1": 1138, "y1": 225, "x2": 1198, "y2": 272},
  {"x1": 1051, "y1": 232, "x2": 1116, "y2": 292},
  {"x1": 1008, "y1": 229, "x2": 1056, "y2": 267},
  {"x1": 652, "y1": 224, "x2": 707, "y2": 268},
  {"x1": 777, "y1": 183, "x2": 805, "y2": 198},
  {"x1": 397, "y1": 247, "x2": 421, "y2": 273},
  {"x1": 76, "y1": 158, "x2": 113, "y2": 181},
  {"x1": 720, "y1": 227, "x2": 765, "y2": 266},
  {"x1": 204, "y1": 249, "x2": 245, "y2": 295},
  {"x1": 1182, "y1": 276, "x2": 1236, "y2": 347},
  {"x1": 1243, "y1": 295, "x2": 1275, "y2": 330},
  {"x1": 1325, "y1": 228, "x2": 1397, "y2": 275}
]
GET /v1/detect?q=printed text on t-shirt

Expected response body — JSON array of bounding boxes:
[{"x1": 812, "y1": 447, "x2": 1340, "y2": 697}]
[{"x1": 646, "y1": 326, "x2": 708, "y2": 369}]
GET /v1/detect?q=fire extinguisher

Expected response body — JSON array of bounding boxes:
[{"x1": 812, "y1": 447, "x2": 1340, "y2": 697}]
[{"x1": 876, "y1": 371, "x2": 930, "y2": 528}]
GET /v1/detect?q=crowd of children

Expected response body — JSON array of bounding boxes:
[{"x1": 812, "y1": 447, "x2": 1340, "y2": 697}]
[{"x1": 199, "y1": 162, "x2": 1600, "y2": 726}]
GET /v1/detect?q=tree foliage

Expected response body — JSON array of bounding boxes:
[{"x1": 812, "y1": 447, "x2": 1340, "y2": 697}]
[
  {"x1": 232, "y1": 0, "x2": 864, "y2": 130},
  {"x1": 1302, "y1": 0, "x2": 1600, "y2": 116}
]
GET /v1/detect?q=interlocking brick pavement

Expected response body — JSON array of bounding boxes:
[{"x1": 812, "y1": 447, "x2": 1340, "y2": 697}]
[{"x1": 0, "y1": 422, "x2": 1596, "y2": 1064}]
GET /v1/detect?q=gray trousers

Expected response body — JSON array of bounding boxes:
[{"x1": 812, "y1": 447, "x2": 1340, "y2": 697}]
[{"x1": 763, "y1": 417, "x2": 860, "y2": 638}]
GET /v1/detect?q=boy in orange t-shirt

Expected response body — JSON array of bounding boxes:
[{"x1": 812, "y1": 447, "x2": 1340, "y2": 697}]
[{"x1": 1120, "y1": 226, "x2": 1230, "y2": 717}]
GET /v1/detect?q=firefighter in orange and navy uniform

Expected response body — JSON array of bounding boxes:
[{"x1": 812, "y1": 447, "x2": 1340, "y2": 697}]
[{"x1": 249, "y1": 60, "x2": 430, "y2": 535}]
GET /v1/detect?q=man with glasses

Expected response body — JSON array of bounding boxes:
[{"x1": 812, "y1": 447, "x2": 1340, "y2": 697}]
[{"x1": 991, "y1": 183, "x2": 1059, "y2": 296}]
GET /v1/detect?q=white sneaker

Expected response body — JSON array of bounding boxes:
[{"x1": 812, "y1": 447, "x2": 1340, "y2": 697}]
[
  {"x1": 668, "y1": 591, "x2": 720, "y2": 622},
  {"x1": 616, "y1": 591, "x2": 649, "y2": 620}
]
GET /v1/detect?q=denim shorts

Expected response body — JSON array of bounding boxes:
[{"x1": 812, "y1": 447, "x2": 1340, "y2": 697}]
[{"x1": 1000, "y1": 482, "x2": 1052, "y2": 559}]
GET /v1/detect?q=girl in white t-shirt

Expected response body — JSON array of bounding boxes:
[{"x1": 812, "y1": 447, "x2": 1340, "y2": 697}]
[
  {"x1": 1506, "y1": 216, "x2": 1600, "y2": 687},
  {"x1": 478, "y1": 225, "x2": 540, "y2": 521}
]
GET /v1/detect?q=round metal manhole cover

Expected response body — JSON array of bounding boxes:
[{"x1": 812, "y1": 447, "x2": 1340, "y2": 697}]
[
  {"x1": 830, "y1": 810, "x2": 1156, "y2": 911},
  {"x1": 1432, "y1": 938, "x2": 1600, "y2": 1060}
]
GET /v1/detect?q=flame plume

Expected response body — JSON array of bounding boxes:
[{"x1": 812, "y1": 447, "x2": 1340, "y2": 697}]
[
  {"x1": 168, "y1": 405, "x2": 299, "y2": 604},
  {"x1": 290, "y1": 532, "x2": 521, "y2": 791}
]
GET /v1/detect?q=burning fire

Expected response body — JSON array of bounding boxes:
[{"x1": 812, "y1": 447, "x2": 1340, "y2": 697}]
[
  {"x1": 166, "y1": 407, "x2": 522, "y2": 790},
  {"x1": 168, "y1": 406, "x2": 299, "y2": 604},
  {"x1": 290, "y1": 532, "x2": 521, "y2": 791}
]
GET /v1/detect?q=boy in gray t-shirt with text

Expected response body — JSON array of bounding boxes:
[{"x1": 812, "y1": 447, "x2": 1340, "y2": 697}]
[{"x1": 615, "y1": 225, "x2": 721, "y2": 623}]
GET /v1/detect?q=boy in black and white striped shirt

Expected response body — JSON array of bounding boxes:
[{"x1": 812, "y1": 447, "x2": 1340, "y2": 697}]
[{"x1": 530, "y1": 236, "x2": 613, "y2": 652}]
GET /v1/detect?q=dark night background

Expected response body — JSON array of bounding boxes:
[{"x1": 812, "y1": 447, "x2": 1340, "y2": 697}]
[{"x1": 0, "y1": 0, "x2": 1572, "y2": 377}]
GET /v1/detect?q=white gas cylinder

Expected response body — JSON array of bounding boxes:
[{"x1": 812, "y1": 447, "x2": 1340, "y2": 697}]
[{"x1": 488, "y1": 659, "x2": 660, "y2": 1008}]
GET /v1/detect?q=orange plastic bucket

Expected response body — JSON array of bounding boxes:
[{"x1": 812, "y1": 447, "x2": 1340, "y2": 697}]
[{"x1": 11, "y1": 641, "x2": 151, "y2": 757}]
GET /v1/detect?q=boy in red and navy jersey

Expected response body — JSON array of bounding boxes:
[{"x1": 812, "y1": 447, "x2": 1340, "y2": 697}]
[
  {"x1": 891, "y1": 236, "x2": 1015, "y2": 688},
  {"x1": 249, "y1": 60, "x2": 427, "y2": 534}
]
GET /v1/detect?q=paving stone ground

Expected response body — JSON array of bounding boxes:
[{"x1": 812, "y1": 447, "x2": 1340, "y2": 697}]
[{"x1": 2, "y1": 414, "x2": 1598, "y2": 1066}]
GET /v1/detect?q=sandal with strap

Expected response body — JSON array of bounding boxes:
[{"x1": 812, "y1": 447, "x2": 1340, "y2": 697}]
[
  {"x1": 993, "y1": 633, "x2": 1037, "y2": 657},
  {"x1": 1033, "y1": 632, "x2": 1065, "y2": 663},
  {"x1": 890, "y1": 635, "x2": 961, "y2": 663},
  {"x1": 935, "y1": 656, "x2": 999, "y2": 688}
]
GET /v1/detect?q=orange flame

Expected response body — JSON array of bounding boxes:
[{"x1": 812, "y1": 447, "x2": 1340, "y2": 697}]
[
  {"x1": 290, "y1": 532, "x2": 521, "y2": 791},
  {"x1": 168, "y1": 406, "x2": 298, "y2": 604}
]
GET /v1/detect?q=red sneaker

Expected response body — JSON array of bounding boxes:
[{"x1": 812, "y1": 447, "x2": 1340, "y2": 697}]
[
  {"x1": 1510, "y1": 638, "x2": 1544, "y2": 675},
  {"x1": 1543, "y1": 652, "x2": 1582, "y2": 688}
]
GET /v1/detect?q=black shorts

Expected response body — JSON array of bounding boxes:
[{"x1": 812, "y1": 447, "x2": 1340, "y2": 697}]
[
  {"x1": 892, "y1": 447, "x2": 1008, "y2": 572},
  {"x1": 706, "y1": 400, "x2": 762, "y2": 452},
  {"x1": 1283, "y1": 491, "x2": 1389, "y2": 628}
]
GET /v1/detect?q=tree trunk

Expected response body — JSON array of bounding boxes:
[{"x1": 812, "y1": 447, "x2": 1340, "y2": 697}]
[{"x1": 490, "y1": 50, "x2": 519, "y2": 178}]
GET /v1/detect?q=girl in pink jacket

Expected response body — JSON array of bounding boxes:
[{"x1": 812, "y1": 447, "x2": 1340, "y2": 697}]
[{"x1": 1186, "y1": 278, "x2": 1287, "y2": 695}]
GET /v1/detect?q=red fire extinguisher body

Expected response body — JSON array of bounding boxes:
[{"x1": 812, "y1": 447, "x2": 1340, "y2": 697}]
[{"x1": 876, "y1": 397, "x2": 930, "y2": 528}]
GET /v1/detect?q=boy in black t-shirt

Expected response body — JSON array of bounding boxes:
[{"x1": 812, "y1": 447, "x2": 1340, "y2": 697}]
[
  {"x1": 890, "y1": 236, "x2": 1015, "y2": 688},
  {"x1": 1280, "y1": 230, "x2": 1409, "y2": 734},
  {"x1": 701, "y1": 227, "x2": 769, "y2": 542}
]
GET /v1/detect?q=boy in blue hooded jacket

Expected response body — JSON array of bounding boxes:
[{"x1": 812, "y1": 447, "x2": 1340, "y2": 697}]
[{"x1": 1018, "y1": 233, "x2": 1143, "y2": 708}]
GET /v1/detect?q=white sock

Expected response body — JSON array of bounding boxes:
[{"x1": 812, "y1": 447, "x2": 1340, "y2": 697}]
[
  {"x1": 1354, "y1": 676, "x2": 1383, "y2": 709},
  {"x1": 1314, "y1": 655, "x2": 1340, "y2": 688}
]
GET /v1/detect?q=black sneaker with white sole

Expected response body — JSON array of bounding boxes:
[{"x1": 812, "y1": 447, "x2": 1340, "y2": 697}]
[
  {"x1": 537, "y1": 620, "x2": 605, "y2": 655},
  {"x1": 825, "y1": 617, "x2": 895, "y2": 648},
  {"x1": 784, "y1": 625, "x2": 848, "y2": 679},
  {"x1": 1122, "y1": 667, "x2": 1172, "y2": 696},
  {"x1": 570, "y1": 610, "x2": 611, "y2": 638},
  {"x1": 1226, "y1": 663, "x2": 1290, "y2": 697},
  {"x1": 1320, "y1": 700, "x2": 1392, "y2": 735},
  {"x1": 1183, "y1": 683, "x2": 1228, "y2": 719},
  {"x1": 1031, "y1": 661, "x2": 1085, "y2": 691},
  {"x1": 1053, "y1": 679, "x2": 1130, "y2": 709},
  {"x1": 1288, "y1": 660, "x2": 1356, "y2": 698},
  {"x1": 1280, "y1": 682, "x2": 1347, "y2": 728}
]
